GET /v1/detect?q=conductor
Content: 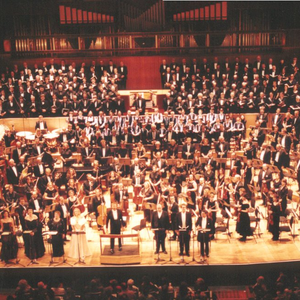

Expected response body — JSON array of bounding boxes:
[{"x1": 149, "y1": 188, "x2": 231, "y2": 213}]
[
  {"x1": 106, "y1": 202, "x2": 123, "y2": 254},
  {"x1": 151, "y1": 203, "x2": 170, "y2": 254}
]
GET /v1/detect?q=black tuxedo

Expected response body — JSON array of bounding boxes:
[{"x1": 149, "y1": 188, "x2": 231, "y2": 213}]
[
  {"x1": 258, "y1": 169, "x2": 272, "y2": 189},
  {"x1": 12, "y1": 147, "x2": 25, "y2": 164},
  {"x1": 33, "y1": 164, "x2": 45, "y2": 178},
  {"x1": 35, "y1": 121, "x2": 48, "y2": 131},
  {"x1": 114, "y1": 188, "x2": 129, "y2": 204},
  {"x1": 106, "y1": 209, "x2": 123, "y2": 250},
  {"x1": 176, "y1": 211, "x2": 192, "y2": 255},
  {"x1": 7, "y1": 166, "x2": 19, "y2": 184},
  {"x1": 151, "y1": 211, "x2": 170, "y2": 252},
  {"x1": 182, "y1": 144, "x2": 195, "y2": 159},
  {"x1": 196, "y1": 216, "x2": 212, "y2": 257}
]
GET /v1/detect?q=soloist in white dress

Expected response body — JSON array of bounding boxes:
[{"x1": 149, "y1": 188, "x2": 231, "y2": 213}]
[{"x1": 68, "y1": 215, "x2": 91, "y2": 260}]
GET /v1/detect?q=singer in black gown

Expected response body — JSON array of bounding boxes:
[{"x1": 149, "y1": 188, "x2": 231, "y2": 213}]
[
  {"x1": 24, "y1": 208, "x2": 45, "y2": 260},
  {"x1": 0, "y1": 211, "x2": 18, "y2": 262},
  {"x1": 48, "y1": 211, "x2": 65, "y2": 257}
]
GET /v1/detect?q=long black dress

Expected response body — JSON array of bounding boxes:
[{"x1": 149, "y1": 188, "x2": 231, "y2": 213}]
[
  {"x1": 0, "y1": 221, "x2": 18, "y2": 261},
  {"x1": 48, "y1": 218, "x2": 65, "y2": 257},
  {"x1": 236, "y1": 203, "x2": 252, "y2": 238},
  {"x1": 24, "y1": 216, "x2": 45, "y2": 259}
]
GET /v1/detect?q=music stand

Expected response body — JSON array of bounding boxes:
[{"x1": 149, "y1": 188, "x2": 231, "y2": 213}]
[
  {"x1": 1, "y1": 232, "x2": 25, "y2": 268},
  {"x1": 176, "y1": 227, "x2": 190, "y2": 265},
  {"x1": 153, "y1": 228, "x2": 166, "y2": 264},
  {"x1": 71, "y1": 230, "x2": 86, "y2": 265},
  {"x1": 43, "y1": 231, "x2": 58, "y2": 266},
  {"x1": 162, "y1": 231, "x2": 176, "y2": 265},
  {"x1": 188, "y1": 230, "x2": 201, "y2": 265},
  {"x1": 23, "y1": 230, "x2": 39, "y2": 266},
  {"x1": 197, "y1": 228, "x2": 211, "y2": 264}
]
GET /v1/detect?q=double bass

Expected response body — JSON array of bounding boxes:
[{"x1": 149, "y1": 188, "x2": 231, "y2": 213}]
[{"x1": 97, "y1": 203, "x2": 107, "y2": 232}]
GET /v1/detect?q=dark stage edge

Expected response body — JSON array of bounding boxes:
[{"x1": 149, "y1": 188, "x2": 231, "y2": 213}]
[{"x1": 1, "y1": 260, "x2": 300, "y2": 290}]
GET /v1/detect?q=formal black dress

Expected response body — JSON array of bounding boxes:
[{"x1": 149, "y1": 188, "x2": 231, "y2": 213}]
[
  {"x1": 0, "y1": 222, "x2": 18, "y2": 261},
  {"x1": 48, "y1": 218, "x2": 65, "y2": 257},
  {"x1": 24, "y1": 217, "x2": 45, "y2": 259},
  {"x1": 236, "y1": 203, "x2": 252, "y2": 238}
]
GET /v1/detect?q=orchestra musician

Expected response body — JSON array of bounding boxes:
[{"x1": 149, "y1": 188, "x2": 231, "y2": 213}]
[
  {"x1": 139, "y1": 181, "x2": 156, "y2": 222},
  {"x1": 169, "y1": 195, "x2": 179, "y2": 240},
  {"x1": 55, "y1": 196, "x2": 70, "y2": 238},
  {"x1": 176, "y1": 202, "x2": 192, "y2": 257},
  {"x1": 151, "y1": 203, "x2": 170, "y2": 254},
  {"x1": 268, "y1": 195, "x2": 281, "y2": 241}
]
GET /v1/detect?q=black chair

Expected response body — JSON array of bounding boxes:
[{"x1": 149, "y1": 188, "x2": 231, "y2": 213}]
[
  {"x1": 215, "y1": 217, "x2": 231, "y2": 242},
  {"x1": 131, "y1": 218, "x2": 150, "y2": 239},
  {"x1": 279, "y1": 216, "x2": 293, "y2": 241}
]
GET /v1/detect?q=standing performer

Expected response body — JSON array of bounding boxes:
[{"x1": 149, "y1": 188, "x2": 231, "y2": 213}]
[
  {"x1": 196, "y1": 210, "x2": 212, "y2": 261},
  {"x1": 268, "y1": 195, "x2": 281, "y2": 241},
  {"x1": 68, "y1": 208, "x2": 90, "y2": 262},
  {"x1": 48, "y1": 210, "x2": 65, "y2": 258},
  {"x1": 24, "y1": 207, "x2": 45, "y2": 262},
  {"x1": 169, "y1": 195, "x2": 179, "y2": 240},
  {"x1": 106, "y1": 202, "x2": 123, "y2": 254},
  {"x1": 236, "y1": 197, "x2": 252, "y2": 241},
  {"x1": 0, "y1": 210, "x2": 18, "y2": 263},
  {"x1": 151, "y1": 204, "x2": 170, "y2": 254},
  {"x1": 176, "y1": 202, "x2": 192, "y2": 257}
]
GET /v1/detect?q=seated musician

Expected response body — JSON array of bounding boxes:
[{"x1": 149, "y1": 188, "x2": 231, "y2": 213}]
[
  {"x1": 83, "y1": 174, "x2": 98, "y2": 196},
  {"x1": 43, "y1": 182, "x2": 59, "y2": 206},
  {"x1": 38, "y1": 168, "x2": 53, "y2": 195},
  {"x1": 32, "y1": 138, "x2": 44, "y2": 156},
  {"x1": 149, "y1": 165, "x2": 161, "y2": 194},
  {"x1": 135, "y1": 142, "x2": 146, "y2": 159},
  {"x1": 166, "y1": 139, "x2": 178, "y2": 159},
  {"x1": 33, "y1": 157, "x2": 45, "y2": 178},
  {"x1": 107, "y1": 171, "x2": 118, "y2": 192},
  {"x1": 4, "y1": 184, "x2": 19, "y2": 212},
  {"x1": 130, "y1": 158, "x2": 143, "y2": 177},
  {"x1": 60, "y1": 142, "x2": 72, "y2": 160},
  {"x1": 111, "y1": 157, "x2": 125, "y2": 178},
  {"x1": 152, "y1": 152, "x2": 167, "y2": 178},
  {"x1": 81, "y1": 139, "x2": 93, "y2": 165}
]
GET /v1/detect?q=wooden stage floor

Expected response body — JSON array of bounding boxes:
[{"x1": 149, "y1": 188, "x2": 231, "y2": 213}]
[{"x1": 1, "y1": 208, "x2": 300, "y2": 268}]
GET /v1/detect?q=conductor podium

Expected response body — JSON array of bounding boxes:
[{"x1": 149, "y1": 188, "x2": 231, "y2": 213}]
[{"x1": 99, "y1": 233, "x2": 141, "y2": 265}]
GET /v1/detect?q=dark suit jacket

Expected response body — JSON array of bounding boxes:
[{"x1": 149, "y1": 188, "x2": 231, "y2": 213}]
[
  {"x1": 55, "y1": 203, "x2": 70, "y2": 220},
  {"x1": 35, "y1": 121, "x2": 48, "y2": 130},
  {"x1": 12, "y1": 148, "x2": 25, "y2": 164},
  {"x1": 176, "y1": 211, "x2": 192, "y2": 232},
  {"x1": 195, "y1": 217, "x2": 212, "y2": 240},
  {"x1": 106, "y1": 209, "x2": 123, "y2": 234},
  {"x1": 182, "y1": 144, "x2": 196, "y2": 159},
  {"x1": 114, "y1": 188, "x2": 129, "y2": 203},
  {"x1": 151, "y1": 211, "x2": 170, "y2": 230},
  {"x1": 7, "y1": 166, "x2": 19, "y2": 184},
  {"x1": 258, "y1": 169, "x2": 272, "y2": 188}
]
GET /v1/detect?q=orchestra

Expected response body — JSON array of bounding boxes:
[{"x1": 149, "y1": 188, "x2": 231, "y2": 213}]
[{"x1": 0, "y1": 56, "x2": 300, "y2": 266}]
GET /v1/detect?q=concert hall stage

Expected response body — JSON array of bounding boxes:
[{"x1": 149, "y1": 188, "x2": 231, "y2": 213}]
[{"x1": 1, "y1": 214, "x2": 300, "y2": 289}]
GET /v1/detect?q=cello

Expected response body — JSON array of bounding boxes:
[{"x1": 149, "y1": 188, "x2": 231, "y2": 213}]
[{"x1": 97, "y1": 203, "x2": 107, "y2": 233}]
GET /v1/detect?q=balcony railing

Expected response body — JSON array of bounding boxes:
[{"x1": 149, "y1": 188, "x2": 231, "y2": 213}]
[{"x1": 3, "y1": 29, "x2": 299, "y2": 58}]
